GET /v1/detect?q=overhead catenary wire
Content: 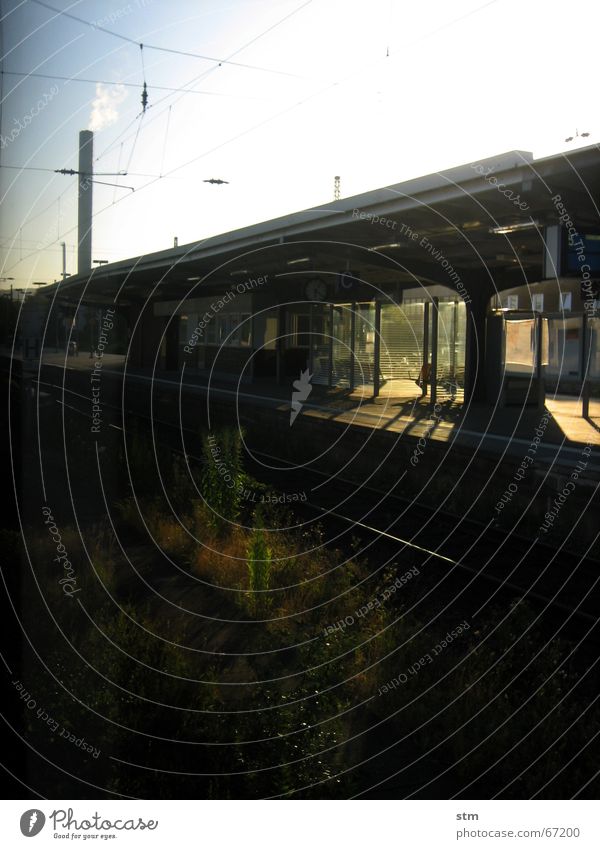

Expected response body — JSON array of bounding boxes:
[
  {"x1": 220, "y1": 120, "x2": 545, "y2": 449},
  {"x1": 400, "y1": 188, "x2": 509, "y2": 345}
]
[
  {"x1": 0, "y1": 164, "x2": 165, "y2": 178},
  {"x1": 27, "y1": 0, "x2": 319, "y2": 81},
  {"x1": 140, "y1": 43, "x2": 148, "y2": 114},
  {"x1": 160, "y1": 106, "x2": 171, "y2": 178},
  {"x1": 115, "y1": 43, "x2": 148, "y2": 173},
  {"x1": 124, "y1": 108, "x2": 144, "y2": 174},
  {"x1": 5, "y1": 0, "x2": 501, "y2": 275},
  {"x1": 1, "y1": 0, "x2": 317, "y2": 181},
  {"x1": 0, "y1": 182, "x2": 71, "y2": 245},
  {"x1": 1, "y1": 70, "x2": 275, "y2": 101},
  {"x1": 90, "y1": 0, "x2": 501, "y2": 176},
  {"x1": 0, "y1": 0, "x2": 27, "y2": 25},
  {"x1": 1, "y1": 0, "x2": 315, "y2": 240},
  {"x1": 92, "y1": 0, "x2": 316, "y2": 166},
  {"x1": 0, "y1": 19, "x2": 2, "y2": 135},
  {"x1": 1, "y1": 0, "x2": 293, "y2": 248},
  {"x1": 113, "y1": 142, "x2": 123, "y2": 205},
  {"x1": 89, "y1": 179, "x2": 134, "y2": 191}
]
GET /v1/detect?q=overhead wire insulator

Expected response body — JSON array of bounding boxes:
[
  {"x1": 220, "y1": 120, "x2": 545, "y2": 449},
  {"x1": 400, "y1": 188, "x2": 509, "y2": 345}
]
[{"x1": 140, "y1": 43, "x2": 148, "y2": 113}]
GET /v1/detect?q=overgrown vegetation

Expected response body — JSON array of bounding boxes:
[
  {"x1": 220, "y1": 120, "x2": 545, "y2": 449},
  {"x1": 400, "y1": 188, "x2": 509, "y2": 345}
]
[
  {"x1": 246, "y1": 524, "x2": 272, "y2": 616},
  {"x1": 200, "y1": 427, "x2": 245, "y2": 535},
  {"x1": 19, "y1": 426, "x2": 600, "y2": 799}
]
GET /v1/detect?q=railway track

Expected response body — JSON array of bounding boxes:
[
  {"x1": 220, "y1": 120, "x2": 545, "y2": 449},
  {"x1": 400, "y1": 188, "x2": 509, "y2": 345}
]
[{"x1": 27, "y1": 371, "x2": 600, "y2": 639}]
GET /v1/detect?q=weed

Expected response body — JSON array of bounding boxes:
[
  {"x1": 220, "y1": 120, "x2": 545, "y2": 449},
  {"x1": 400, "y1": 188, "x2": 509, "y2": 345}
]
[
  {"x1": 247, "y1": 526, "x2": 272, "y2": 616},
  {"x1": 200, "y1": 428, "x2": 244, "y2": 535}
]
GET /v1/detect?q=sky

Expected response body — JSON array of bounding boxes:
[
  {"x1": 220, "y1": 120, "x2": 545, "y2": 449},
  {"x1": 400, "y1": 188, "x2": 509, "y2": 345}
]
[{"x1": 0, "y1": 0, "x2": 598, "y2": 291}]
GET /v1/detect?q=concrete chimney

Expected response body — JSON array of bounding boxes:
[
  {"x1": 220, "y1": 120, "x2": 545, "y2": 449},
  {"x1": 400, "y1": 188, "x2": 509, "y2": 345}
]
[{"x1": 77, "y1": 130, "x2": 93, "y2": 275}]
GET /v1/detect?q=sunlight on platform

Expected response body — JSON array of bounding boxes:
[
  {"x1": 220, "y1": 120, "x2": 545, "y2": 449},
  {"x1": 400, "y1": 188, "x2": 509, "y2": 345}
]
[{"x1": 546, "y1": 395, "x2": 600, "y2": 444}]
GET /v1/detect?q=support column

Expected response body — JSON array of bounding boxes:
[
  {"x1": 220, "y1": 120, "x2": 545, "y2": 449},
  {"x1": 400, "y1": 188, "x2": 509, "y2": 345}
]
[
  {"x1": 422, "y1": 301, "x2": 430, "y2": 398},
  {"x1": 308, "y1": 303, "x2": 314, "y2": 375},
  {"x1": 451, "y1": 300, "x2": 458, "y2": 378},
  {"x1": 581, "y1": 311, "x2": 590, "y2": 419},
  {"x1": 165, "y1": 316, "x2": 179, "y2": 371},
  {"x1": 328, "y1": 303, "x2": 334, "y2": 388},
  {"x1": 464, "y1": 286, "x2": 490, "y2": 403},
  {"x1": 430, "y1": 297, "x2": 439, "y2": 407},
  {"x1": 373, "y1": 301, "x2": 381, "y2": 398},
  {"x1": 535, "y1": 314, "x2": 545, "y2": 410},
  {"x1": 350, "y1": 302, "x2": 356, "y2": 390},
  {"x1": 276, "y1": 305, "x2": 286, "y2": 384}
]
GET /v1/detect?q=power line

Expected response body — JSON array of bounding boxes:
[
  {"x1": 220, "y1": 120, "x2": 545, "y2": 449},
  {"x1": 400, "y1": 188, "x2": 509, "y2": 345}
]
[
  {"x1": 0, "y1": 0, "x2": 27, "y2": 25},
  {"x1": 12, "y1": 0, "x2": 318, "y2": 177},
  {"x1": 0, "y1": 164, "x2": 56, "y2": 172},
  {"x1": 0, "y1": 164, "x2": 166, "y2": 178},
  {"x1": 113, "y1": 142, "x2": 123, "y2": 205},
  {"x1": 28, "y1": 0, "x2": 318, "y2": 81},
  {"x1": 2, "y1": 183, "x2": 69, "y2": 235},
  {"x1": 0, "y1": 0, "x2": 4, "y2": 175},
  {"x1": 1, "y1": 70, "x2": 273, "y2": 100},
  {"x1": 124, "y1": 111, "x2": 144, "y2": 173},
  {"x1": 159, "y1": 106, "x2": 171, "y2": 178},
  {"x1": 6, "y1": 0, "x2": 501, "y2": 274},
  {"x1": 92, "y1": 0, "x2": 317, "y2": 165}
]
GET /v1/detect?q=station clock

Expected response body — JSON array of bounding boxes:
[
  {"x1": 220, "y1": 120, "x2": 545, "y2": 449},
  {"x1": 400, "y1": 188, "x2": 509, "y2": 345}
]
[{"x1": 305, "y1": 278, "x2": 327, "y2": 301}]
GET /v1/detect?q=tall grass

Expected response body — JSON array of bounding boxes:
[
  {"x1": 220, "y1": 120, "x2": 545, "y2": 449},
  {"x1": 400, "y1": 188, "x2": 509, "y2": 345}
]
[
  {"x1": 246, "y1": 526, "x2": 272, "y2": 616},
  {"x1": 200, "y1": 427, "x2": 244, "y2": 535}
]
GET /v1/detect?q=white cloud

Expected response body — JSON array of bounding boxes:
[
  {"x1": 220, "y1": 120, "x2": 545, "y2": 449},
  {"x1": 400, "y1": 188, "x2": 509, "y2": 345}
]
[{"x1": 88, "y1": 83, "x2": 127, "y2": 132}]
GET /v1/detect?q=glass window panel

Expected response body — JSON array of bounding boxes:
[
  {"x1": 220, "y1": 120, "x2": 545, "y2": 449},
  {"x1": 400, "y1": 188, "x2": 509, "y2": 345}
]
[
  {"x1": 310, "y1": 305, "x2": 331, "y2": 386},
  {"x1": 332, "y1": 304, "x2": 352, "y2": 387},
  {"x1": 588, "y1": 317, "x2": 600, "y2": 379},
  {"x1": 380, "y1": 302, "x2": 424, "y2": 382},
  {"x1": 546, "y1": 317, "x2": 581, "y2": 377},
  {"x1": 504, "y1": 318, "x2": 536, "y2": 375},
  {"x1": 532, "y1": 293, "x2": 544, "y2": 312},
  {"x1": 354, "y1": 303, "x2": 376, "y2": 387},
  {"x1": 204, "y1": 315, "x2": 217, "y2": 344},
  {"x1": 436, "y1": 300, "x2": 466, "y2": 399}
]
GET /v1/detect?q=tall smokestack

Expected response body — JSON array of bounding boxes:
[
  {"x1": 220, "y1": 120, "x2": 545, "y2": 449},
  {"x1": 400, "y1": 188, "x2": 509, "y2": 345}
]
[{"x1": 77, "y1": 130, "x2": 93, "y2": 275}]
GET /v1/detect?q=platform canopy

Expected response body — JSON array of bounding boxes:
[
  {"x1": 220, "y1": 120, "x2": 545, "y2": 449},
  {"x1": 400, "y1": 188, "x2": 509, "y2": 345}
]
[{"x1": 45, "y1": 145, "x2": 600, "y2": 307}]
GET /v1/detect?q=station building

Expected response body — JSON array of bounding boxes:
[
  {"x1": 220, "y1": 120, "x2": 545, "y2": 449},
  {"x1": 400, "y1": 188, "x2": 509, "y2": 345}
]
[{"x1": 43, "y1": 145, "x2": 600, "y2": 407}]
